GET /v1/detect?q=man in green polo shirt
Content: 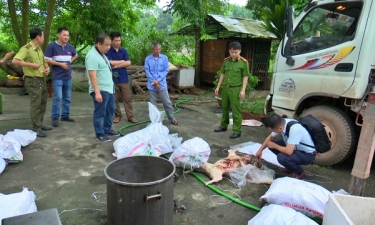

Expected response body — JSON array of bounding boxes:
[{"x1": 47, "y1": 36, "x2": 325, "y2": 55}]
[
  {"x1": 12, "y1": 28, "x2": 52, "y2": 137},
  {"x1": 85, "y1": 33, "x2": 119, "y2": 142},
  {"x1": 214, "y1": 41, "x2": 249, "y2": 139}
]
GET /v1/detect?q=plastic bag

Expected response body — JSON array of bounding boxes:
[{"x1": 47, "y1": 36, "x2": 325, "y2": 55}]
[
  {"x1": 229, "y1": 165, "x2": 252, "y2": 188},
  {"x1": 169, "y1": 133, "x2": 183, "y2": 150},
  {"x1": 0, "y1": 187, "x2": 37, "y2": 223},
  {"x1": 332, "y1": 189, "x2": 350, "y2": 195},
  {"x1": 113, "y1": 103, "x2": 173, "y2": 158},
  {"x1": 146, "y1": 122, "x2": 172, "y2": 155},
  {"x1": 248, "y1": 204, "x2": 318, "y2": 225},
  {"x1": 6, "y1": 129, "x2": 37, "y2": 147},
  {"x1": 0, "y1": 158, "x2": 6, "y2": 175},
  {"x1": 149, "y1": 102, "x2": 164, "y2": 123},
  {"x1": 0, "y1": 134, "x2": 21, "y2": 159},
  {"x1": 260, "y1": 177, "x2": 330, "y2": 218},
  {"x1": 113, "y1": 131, "x2": 161, "y2": 158},
  {"x1": 169, "y1": 137, "x2": 211, "y2": 169},
  {"x1": 6, "y1": 151, "x2": 23, "y2": 163},
  {"x1": 246, "y1": 165, "x2": 275, "y2": 184}
]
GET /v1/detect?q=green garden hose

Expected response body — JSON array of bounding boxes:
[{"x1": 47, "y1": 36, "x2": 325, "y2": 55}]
[
  {"x1": 72, "y1": 82, "x2": 89, "y2": 92},
  {"x1": 190, "y1": 172, "x2": 262, "y2": 212}
]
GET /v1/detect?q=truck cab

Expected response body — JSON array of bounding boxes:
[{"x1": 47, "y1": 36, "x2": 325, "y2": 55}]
[{"x1": 267, "y1": 0, "x2": 375, "y2": 165}]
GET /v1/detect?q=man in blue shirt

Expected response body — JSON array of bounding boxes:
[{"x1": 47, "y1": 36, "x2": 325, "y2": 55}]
[
  {"x1": 144, "y1": 42, "x2": 178, "y2": 125},
  {"x1": 45, "y1": 27, "x2": 77, "y2": 127},
  {"x1": 105, "y1": 32, "x2": 138, "y2": 124},
  {"x1": 85, "y1": 33, "x2": 119, "y2": 142},
  {"x1": 255, "y1": 114, "x2": 316, "y2": 179}
]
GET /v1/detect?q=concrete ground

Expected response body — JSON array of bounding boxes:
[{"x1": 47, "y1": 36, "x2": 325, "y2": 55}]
[{"x1": 1, "y1": 89, "x2": 375, "y2": 225}]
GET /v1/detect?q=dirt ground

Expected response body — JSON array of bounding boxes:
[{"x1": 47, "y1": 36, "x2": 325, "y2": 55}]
[{"x1": 1, "y1": 89, "x2": 375, "y2": 225}]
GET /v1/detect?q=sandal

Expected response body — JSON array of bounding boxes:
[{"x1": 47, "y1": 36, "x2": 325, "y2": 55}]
[
  {"x1": 171, "y1": 119, "x2": 178, "y2": 125},
  {"x1": 113, "y1": 117, "x2": 121, "y2": 123},
  {"x1": 127, "y1": 118, "x2": 138, "y2": 123}
]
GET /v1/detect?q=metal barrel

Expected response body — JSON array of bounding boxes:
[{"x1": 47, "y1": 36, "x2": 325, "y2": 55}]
[{"x1": 104, "y1": 156, "x2": 175, "y2": 225}]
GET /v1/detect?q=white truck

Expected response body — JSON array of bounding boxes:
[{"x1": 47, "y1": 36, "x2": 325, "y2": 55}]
[{"x1": 266, "y1": 0, "x2": 375, "y2": 165}]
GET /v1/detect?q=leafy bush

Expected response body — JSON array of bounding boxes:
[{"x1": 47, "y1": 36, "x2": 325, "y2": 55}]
[
  {"x1": 240, "y1": 98, "x2": 266, "y2": 115},
  {"x1": 168, "y1": 52, "x2": 194, "y2": 67}
]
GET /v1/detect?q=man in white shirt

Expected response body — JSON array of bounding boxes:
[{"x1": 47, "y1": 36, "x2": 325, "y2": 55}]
[{"x1": 256, "y1": 114, "x2": 316, "y2": 179}]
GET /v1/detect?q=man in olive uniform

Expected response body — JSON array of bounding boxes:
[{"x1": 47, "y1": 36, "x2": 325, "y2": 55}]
[
  {"x1": 12, "y1": 28, "x2": 52, "y2": 137},
  {"x1": 214, "y1": 41, "x2": 249, "y2": 139}
]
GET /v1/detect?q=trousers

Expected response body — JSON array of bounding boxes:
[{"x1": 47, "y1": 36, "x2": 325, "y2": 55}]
[
  {"x1": 90, "y1": 91, "x2": 115, "y2": 136},
  {"x1": 269, "y1": 140, "x2": 315, "y2": 175},
  {"x1": 51, "y1": 79, "x2": 72, "y2": 119},
  {"x1": 220, "y1": 86, "x2": 242, "y2": 134},
  {"x1": 25, "y1": 77, "x2": 48, "y2": 130},
  {"x1": 148, "y1": 89, "x2": 175, "y2": 122},
  {"x1": 114, "y1": 82, "x2": 134, "y2": 120}
]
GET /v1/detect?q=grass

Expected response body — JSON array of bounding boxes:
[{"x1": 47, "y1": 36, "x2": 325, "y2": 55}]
[{"x1": 240, "y1": 98, "x2": 266, "y2": 115}]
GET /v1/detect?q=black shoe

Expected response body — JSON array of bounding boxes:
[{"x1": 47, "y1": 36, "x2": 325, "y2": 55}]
[
  {"x1": 61, "y1": 116, "x2": 75, "y2": 122},
  {"x1": 19, "y1": 91, "x2": 29, "y2": 96},
  {"x1": 214, "y1": 127, "x2": 227, "y2": 132},
  {"x1": 229, "y1": 133, "x2": 241, "y2": 139},
  {"x1": 52, "y1": 119, "x2": 58, "y2": 127},
  {"x1": 105, "y1": 130, "x2": 120, "y2": 136},
  {"x1": 96, "y1": 135, "x2": 111, "y2": 142},
  {"x1": 41, "y1": 125, "x2": 53, "y2": 131},
  {"x1": 34, "y1": 130, "x2": 47, "y2": 137}
]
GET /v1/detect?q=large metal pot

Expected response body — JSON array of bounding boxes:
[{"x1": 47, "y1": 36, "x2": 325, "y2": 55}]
[{"x1": 104, "y1": 156, "x2": 175, "y2": 225}]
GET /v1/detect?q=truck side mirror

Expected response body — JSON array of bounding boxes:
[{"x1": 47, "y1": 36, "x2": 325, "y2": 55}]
[
  {"x1": 285, "y1": 7, "x2": 294, "y2": 38},
  {"x1": 283, "y1": 6, "x2": 295, "y2": 66}
]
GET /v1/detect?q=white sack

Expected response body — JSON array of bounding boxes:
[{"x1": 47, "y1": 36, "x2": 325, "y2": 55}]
[
  {"x1": 113, "y1": 102, "x2": 173, "y2": 158},
  {"x1": 169, "y1": 137, "x2": 210, "y2": 169},
  {"x1": 260, "y1": 177, "x2": 330, "y2": 218},
  {"x1": 169, "y1": 133, "x2": 183, "y2": 150},
  {"x1": 0, "y1": 188, "x2": 37, "y2": 224},
  {"x1": 6, "y1": 129, "x2": 37, "y2": 147},
  {"x1": 0, "y1": 134, "x2": 21, "y2": 159},
  {"x1": 248, "y1": 204, "x2": 318, "y2": 225},
  {"x1": 0, "y1": 158, "x2": 6, "y2": 175}
]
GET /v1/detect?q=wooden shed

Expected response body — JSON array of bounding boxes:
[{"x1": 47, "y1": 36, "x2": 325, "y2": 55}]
[{"x1": 173, "y1": 14, "x2": 277, "y2": 85}]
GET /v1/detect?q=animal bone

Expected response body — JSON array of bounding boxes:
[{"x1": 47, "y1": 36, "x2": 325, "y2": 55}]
[{"x1": 202, "y1": 147, "x2": 261, "y2": 185}]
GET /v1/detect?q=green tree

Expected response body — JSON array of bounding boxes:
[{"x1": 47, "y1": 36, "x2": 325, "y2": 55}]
[
  {"x1": 1, "y1": 0, "x2": 155, "y2": 51},
  {"x1": 246, "y1": 0, "x2": 308, "y2": 20},
  {"x1": 227, "y1": 4, "x2": 253, "y2": 19},
  {"x1": 155, "y1": 8, "x2": 174, "y2": 31},
  {"x1": 165, "y1": 0, "x2": 229, "y2": 30},
  {"x1": 246, "y1": 0, "x2": 309, "y2": 39},
  {"x1": 5, "y1": 0, "x2": 57, "y2": 50}
]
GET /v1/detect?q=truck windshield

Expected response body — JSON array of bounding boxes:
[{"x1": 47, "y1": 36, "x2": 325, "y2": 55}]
[{"x1": 291, "y1": 2, "x2": 362, "y2": 56}]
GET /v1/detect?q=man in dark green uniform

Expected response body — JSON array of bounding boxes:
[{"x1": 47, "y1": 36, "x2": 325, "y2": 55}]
[
  {"x1": 12, "y1": 28, "x2": 52, "y2": 137},
  {"x1": 214, "y1": 41, "x2": 249, "y2": 139}
]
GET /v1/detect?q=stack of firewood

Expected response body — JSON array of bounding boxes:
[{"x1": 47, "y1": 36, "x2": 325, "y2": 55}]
[
  {"x1": 131, "y1": 68, "x2": 178, "y2": 95},
  {"x1": 0, "y1": 60, "x2": 24, "y2": 87}
]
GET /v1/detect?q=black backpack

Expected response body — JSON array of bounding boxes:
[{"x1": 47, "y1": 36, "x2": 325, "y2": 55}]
[{"x1": 285, "y1": 115, "x2": 331, "y2": 153}]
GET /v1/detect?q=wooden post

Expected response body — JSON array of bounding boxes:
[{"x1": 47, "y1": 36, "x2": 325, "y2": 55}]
[
  {"x1": 349, "y1": 92, "x2": 375, "y2": 195},
  {"x1": 194, "y1": 26, "x2": 201, "y2": 88}
]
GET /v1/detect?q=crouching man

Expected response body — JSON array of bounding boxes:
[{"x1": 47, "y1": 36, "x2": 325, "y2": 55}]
[{"x1": 255, "y1": 114, "x2": 316, "y2": 179}]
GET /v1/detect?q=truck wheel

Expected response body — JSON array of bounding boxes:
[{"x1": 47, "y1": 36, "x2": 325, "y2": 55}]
[{"x1": 299, "y1": 105, "x2": 356, "y2": 165}]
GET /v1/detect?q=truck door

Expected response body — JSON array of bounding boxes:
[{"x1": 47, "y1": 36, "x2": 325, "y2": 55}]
[{"x1": 272, "y1": 1, "x2": 364, "y2": 112}]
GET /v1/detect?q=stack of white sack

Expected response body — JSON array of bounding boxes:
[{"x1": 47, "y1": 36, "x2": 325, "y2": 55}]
[
  {"x1": 114, "y1": 102, "x2": 182, "y2": 159},
  {"x1": 0, "y1": 129, "x2": 37, "y2": 173}
]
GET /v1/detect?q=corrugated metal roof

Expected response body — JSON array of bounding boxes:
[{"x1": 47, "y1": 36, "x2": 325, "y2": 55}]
[{"x1": 172, "y1": 14, "x2": 277, "y2": 39}]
